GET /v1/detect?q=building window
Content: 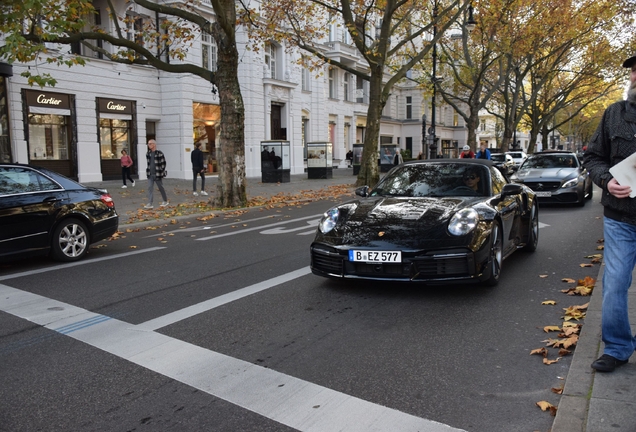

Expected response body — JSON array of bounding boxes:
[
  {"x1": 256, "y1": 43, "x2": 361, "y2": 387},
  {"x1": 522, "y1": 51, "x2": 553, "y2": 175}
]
[
  {"x1": 343, "y1": 73, "x2": 350, "y2": 101},
  {"x1": 70, "y1": 10, "x2": 103, "y2": 58},
  {"x1": 480, "y1": 119, "x2": 486, "y2": 132},
  {"x1": 302, "y1": 67, "x2": 311, "y2": 91},
  {"x1": 265, "y1": 43, "x2": 277, "y2": 79},
  {"x1": 406, "y1": 96, "x2": 412, "y2": 119},
  {"x1": 126, "y1": 14, "x2": 145, "y2": 59},
  {"x1": 329, "y1": 68, "x2": 337, "y2": 99},
  {"x1": 328, "y1": 14, "x2": 336, "y2": 42},
  {"x1": 453, "y1": 111, "x2": 459, "y2": 126},
  {"x1": 202, "y1": 32, "x2": 217, "y2": 71}
]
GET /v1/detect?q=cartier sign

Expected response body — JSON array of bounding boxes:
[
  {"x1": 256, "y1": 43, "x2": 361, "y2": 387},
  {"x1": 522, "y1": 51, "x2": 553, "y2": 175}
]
[
  {"x1": 98, "y1": 98, "x2": 132, "y2": 115},
  {"x1": 25, "y1": 90, "x2": 71, "y2": 110}
]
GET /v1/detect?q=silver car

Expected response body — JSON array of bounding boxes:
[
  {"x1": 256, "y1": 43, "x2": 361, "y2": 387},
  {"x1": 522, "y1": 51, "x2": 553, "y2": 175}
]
[{"x1": 510, "y1": 151, "x2": 593, "y2": 206}]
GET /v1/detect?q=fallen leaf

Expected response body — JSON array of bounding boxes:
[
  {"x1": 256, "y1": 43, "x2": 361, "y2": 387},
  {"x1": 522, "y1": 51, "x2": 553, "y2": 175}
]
[
  {"x1": 579, "y1": 277, "x2": 596, "y2": 288},
  {"x1": 596, "y1": 245, "x2": 604, "y2": 250},
  {"x1": 157, "y1": 238, "x2": 164, "y2": 241},
  {"x1": 585, "y1": 254, "x2": 603, "y2": 259},
  {"x1": 378, "y1": 231, "x2": 385, "y2": 237},
  {"x1": 579, "y1": 263, "x2": 593, "y2": 268},
  {"x1": 539, "y1": 274, "x2": 549, "y2": 278},
  {"x1": 551, "y1": 386, "x2": 564, "y2": 394},
  {"x1": 543, "y1": 357, "x2": 560, "y2": 365},
  {"x1": 530, "y1": 347, "x2": 548, "y2": 356},
  {"x1": 130, "y1": 245, "x2": 138, "y2": 249},
  {"x1": 536, "y1": 401, "x2": 555, "y2": 412},
  {"x1": 561, "y1": 278, "x2": 576, "y2": 283},
  {"x1": 543, "y1": 325, "x2": 561, "y2": 333},
  {"x1": 542, "y1": 300, "x2": 557, "y2": 305},
  {"x1": 558, "y1": 348, "x2": 572, "y2": 356}
]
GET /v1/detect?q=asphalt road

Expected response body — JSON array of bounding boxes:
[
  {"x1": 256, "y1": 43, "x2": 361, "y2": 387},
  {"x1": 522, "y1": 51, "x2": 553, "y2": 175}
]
[{"x1": 0, "y1": 191, "x2": 605, "y2": 432}]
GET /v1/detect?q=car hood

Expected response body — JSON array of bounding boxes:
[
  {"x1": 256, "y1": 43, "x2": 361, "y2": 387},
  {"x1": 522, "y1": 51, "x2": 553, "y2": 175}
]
[
  {"x1": 322, "y1": 196, "x2": 490, "y2": 250},
  {"x1": 515, "y1": 167, "x2": 576, "y2": 180}
]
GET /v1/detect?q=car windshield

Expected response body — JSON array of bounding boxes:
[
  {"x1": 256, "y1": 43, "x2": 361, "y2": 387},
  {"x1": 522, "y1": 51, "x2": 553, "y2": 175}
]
[
  {"x1": 508, "y1": 152, "x2": 524, "y2": 158},
  {"x1": 370, "y1": 163, "x2": 491, "y2": 197},
  {"x1": 522, "y1": 155, "x2": 577, "y2": 169},
  {"x1": 491, "y1": 154, "x2": 505, "y2": 162}
]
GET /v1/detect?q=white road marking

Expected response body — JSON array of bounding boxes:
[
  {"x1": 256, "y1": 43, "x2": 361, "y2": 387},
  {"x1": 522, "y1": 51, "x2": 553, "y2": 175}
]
[
  {"x1": 0, "y1": 247, "x2": 166, "y2": 281},
  {"x1": 260, "y1": 219, "x2": 320, "y2": 235},
  {"x1": 539, "y1": 222, "x2": 550, "y2": 229},
  {"x1": 197, "y1": 214, "x2": 322, "y2": 241},
  {"x1": 144, "y1": 214, "x2": 283, "y2": 238},
  {"x1": 0, "y1": 283, "x2": 464, "y2": 432},
  {"x1": 136, "y1": 267, "x2": 312, "y2": 331}
]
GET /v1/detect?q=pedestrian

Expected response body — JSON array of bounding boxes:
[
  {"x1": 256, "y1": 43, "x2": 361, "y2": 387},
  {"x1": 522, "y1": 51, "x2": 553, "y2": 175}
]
[
  {"x1": 460, "y1": 145, "x2": 475, "y2": 159},
  {"x1": 584, "y1": 53, "x2": 636, "y2": 372},
  {"x1": 144, "y1": 139, "x2": 169, "y2": 209},
  {"x1": 120, "y1": 149, "x2": 135, "y2": 188},
  {"x1": 346, "y1": 149, "x2": 353, "y2": 167},
  {"x1": 191, "y1": 142, "x2": 208, "y2": 196},
  {"x1": 393, "y1": 149, "x2": 404, "y2": 165},
  {"x1": 476, "y1": 143, "x2": 491, "y2": 160}
]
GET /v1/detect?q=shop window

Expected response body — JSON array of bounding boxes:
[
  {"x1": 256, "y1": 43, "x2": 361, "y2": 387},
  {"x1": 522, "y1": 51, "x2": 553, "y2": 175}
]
[
  {"x1": 28, "y1": 114, "x2": 69, "y2": 160},
  {"x1": 99, "y1": 118, "x2": 130, "y2": 159},
  {"x1": 202, "y1": 32, "x2": 217, "y2": 71}
]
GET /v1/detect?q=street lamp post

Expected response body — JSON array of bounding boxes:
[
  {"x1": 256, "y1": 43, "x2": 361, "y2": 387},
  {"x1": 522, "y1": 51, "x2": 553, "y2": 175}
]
[
  {"x1": 428, "y1": 3, "x2": 476, "y2": 160},
  {"x1": 429, "y1": 4, "x2": 438, "y2": 160}
]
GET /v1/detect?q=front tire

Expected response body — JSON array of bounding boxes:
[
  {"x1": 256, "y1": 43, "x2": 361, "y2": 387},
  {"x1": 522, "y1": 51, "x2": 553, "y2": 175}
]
[
  {"x1": 51, "y1": 218, "x2": 90, "y2": 262},
  {"x1": 523, "y1": 204, "x2": 539, "y2": 252},
  {"x1": 483, "y1": 221, "x2": 503, "y2": 286}
]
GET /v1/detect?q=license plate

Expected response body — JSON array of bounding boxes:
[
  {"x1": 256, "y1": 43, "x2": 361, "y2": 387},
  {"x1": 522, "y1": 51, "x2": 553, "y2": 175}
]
[
  {"x1": 349, "y1": 250, "x2": 402, "y2": 263},
  {"x1": 535, "y1": 191, "x2": 552, "y2": 197}
]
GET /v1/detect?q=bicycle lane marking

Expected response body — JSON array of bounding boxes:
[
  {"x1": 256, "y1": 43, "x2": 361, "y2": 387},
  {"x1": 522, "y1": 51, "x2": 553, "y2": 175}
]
[{"x1": 0, "y1": 283, "x2": 464, "y2": 432}]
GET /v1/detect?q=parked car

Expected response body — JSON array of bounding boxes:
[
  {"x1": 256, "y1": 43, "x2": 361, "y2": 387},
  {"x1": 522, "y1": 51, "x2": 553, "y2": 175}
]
[
  {"x1": 505, "y1": 151, "x2": 528, "y2": 170},
  {"x1": 490, "y1": 153, "x2": 515, "y2": 176},
  {"x1": 0, "y1": 164, "x2": 119, "y2": 262},
  {"x1": 509, "y1": 151, "x2": 593, "y2": 206},
  {"x1": 310, "y1": 159, "x2": 538, "y2": 286}
]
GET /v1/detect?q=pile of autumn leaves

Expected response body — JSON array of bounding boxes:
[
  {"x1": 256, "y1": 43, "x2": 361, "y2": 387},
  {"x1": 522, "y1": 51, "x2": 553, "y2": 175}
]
[
  {"x1": 533, "y1": 245, "x2": 604, "y2": 416},
  {"x1": 124, "y1": 184, "x2": 354, "y2": 224}
]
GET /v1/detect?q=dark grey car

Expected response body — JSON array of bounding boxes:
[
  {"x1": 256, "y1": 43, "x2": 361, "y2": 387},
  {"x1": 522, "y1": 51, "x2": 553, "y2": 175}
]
[{"x1": 509, "y1": 151, "x2": 593, "y2": 206}]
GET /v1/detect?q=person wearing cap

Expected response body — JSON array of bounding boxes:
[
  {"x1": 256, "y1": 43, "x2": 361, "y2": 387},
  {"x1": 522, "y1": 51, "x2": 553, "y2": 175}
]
[
  {"x1": 584, "y1": 53, "x2": 636, "y2": 372},
  {"x1": 459, "y1": 145, "x2": 475, "y2": 158}
]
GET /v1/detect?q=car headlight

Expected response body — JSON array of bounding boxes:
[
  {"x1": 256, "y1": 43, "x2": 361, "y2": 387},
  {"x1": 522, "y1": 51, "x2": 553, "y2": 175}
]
[
  {"x1": 448, "y1": 208, "x2": 479, "y2": 236},
  {"x1": 319, "y1": 208, "x2": 340, "y2": 233},
  {"x1": 561, "y1": 177, "x2": 579, "y2": 188}
]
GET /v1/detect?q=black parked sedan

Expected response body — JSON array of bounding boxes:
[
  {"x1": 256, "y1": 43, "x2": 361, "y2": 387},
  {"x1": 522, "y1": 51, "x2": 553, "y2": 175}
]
[
  {"x1": 310, "y1": 160, "x2": 538, "y2": 285},
  {"x1": 509, "y1": 151, "x2": 593, "y2": 206},
  {"x1": 0, "y1": 164, "x2": 119, "y2": 262}
]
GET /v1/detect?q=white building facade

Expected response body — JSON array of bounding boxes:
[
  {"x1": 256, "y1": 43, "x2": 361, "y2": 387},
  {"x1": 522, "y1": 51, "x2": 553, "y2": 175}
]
[{"x1": 0, "y1": 0, "x2": 470, "y2": 182}]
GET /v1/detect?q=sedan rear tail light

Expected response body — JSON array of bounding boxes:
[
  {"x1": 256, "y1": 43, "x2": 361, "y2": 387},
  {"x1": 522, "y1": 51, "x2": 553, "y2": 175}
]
[{"x1": 100, "y1": 194, "x2": 115, "y2": 208}]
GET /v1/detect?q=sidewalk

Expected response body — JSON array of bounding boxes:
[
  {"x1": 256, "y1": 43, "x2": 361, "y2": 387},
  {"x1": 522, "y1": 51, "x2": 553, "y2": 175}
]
[
  {"x1": 87, "y1": 168, "x2": 636, "y2": 431},
  {"x1": 85, "y1": 167, "x2": 359, "y2": 226},
  {"x1": 552, "y1": 264, "x2": 636, "y2": 432}
]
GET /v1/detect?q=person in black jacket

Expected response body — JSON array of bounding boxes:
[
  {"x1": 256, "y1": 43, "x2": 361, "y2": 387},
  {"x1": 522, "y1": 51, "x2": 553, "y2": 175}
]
[
  {"x1": 191, "y1": 142, "x2": 207, "y2": 196},
  {"x1": 584, "y1": 53, "x2": 636, "y2": 372},
  {"x1": 145, "y1": 139, "x2": 169, "y2": 209}
]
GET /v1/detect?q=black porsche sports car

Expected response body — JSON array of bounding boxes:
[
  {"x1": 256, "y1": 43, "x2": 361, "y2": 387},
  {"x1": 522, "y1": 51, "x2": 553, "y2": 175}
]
[{"x1": 310, "y1": 160, "x2": 539, "y2": 285}]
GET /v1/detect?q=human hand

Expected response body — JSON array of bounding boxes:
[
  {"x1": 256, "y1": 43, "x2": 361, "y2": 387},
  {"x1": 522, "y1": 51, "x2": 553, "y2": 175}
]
[{"x1": 608, "y1": 178, "x2": 632, "y2": 199}]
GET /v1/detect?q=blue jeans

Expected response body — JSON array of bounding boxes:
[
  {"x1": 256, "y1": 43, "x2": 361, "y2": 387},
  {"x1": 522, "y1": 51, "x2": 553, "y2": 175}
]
[
  {"x1": 601, "y1": 217, "x2": 636, "y2": 360},
  {"x1": 147, "y1": 176, "x2": 167, "y2": 205}
]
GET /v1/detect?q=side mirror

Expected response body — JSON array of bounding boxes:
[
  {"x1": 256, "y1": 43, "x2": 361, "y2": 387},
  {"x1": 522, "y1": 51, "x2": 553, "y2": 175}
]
[
  {"x1": 501, "y1": 183, "x2": 523, "y2": 198},
  {"x1": 355, "y1": 186, "x2": 370, "y2": 197}
]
